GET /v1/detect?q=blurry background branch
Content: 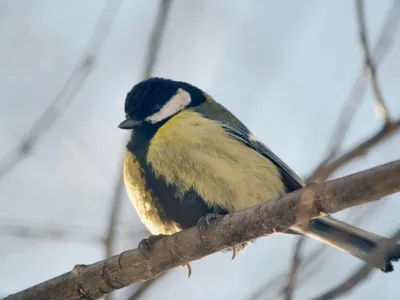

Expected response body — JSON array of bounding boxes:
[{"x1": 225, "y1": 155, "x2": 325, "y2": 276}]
[
  {"x1": 5, "y1": 159, "x2": 400, "y2": 300},
  {"x1": 357, "y1": 0, "x2": 391, "y2": 123},
  {"x1": 311, "y1": 228, "x2": 400, "y2": 300},
  {"x1": 266, "y1": 1, "x2": 400, "y2": 299},
  {"x1": 0, "y1": 221, "x2": 146, "y2": 245},
  {"x1": 308, "y1": 0, "x2": 400, "y2": 183},
  {"x1": 0, "y1": 0, "x2": 122, "y2": 181},
  {"x1": 249, "y1": 205, "x2": 386, "y2": 300},
  {"x1": 104, "y1": 1, "x2": 173, "y2": 299},
  {"x1": 296, "y1": 2, "x2": 400, "y2": 298}
]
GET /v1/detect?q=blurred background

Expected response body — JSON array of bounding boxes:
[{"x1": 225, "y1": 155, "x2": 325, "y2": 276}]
[{"x1": 0, "y1": 0, "x2": 399, "y2": 299}]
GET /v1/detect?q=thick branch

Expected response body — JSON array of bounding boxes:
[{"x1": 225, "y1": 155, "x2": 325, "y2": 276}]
[{"x1": 4, "y1": 160, "x2": 400, "y2": 300}]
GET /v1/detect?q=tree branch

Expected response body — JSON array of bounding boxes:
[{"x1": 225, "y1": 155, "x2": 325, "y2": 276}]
[
  {"x1": 356, "y1": 0, "x2": 391, "y2": 122},
  {"x1": 308, "y1": 119, "x2": 400, "y2": 182},
  {"x1": 104, "y1": 166, "x2": 125, "y2": 259},
  {"x1": 126, "y1": 274, "x2": 166, "y2": 300},
  {"x1": 283, "y1": 237, "x2": 306, "y2": 300},
  {"x1": 0, "y1": 0, "x2": 122, "y2": 181},
  {"x1": 3, "y1": 160, "x2": 400, "y2": 300},
  {"x1": 250, "y1": 203, "x2": 386, "y2": 300},
  {"x1": 308, "y1": 0, "x2": 400, "y2": 182},
  {"x1": 282, "y1": 3, "x2": 400, "y2": 293}
]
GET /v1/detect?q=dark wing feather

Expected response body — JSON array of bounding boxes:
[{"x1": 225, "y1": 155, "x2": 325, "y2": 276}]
[
  {"x1": 221, "y1": 124, "x2": 305, "y2": 193},
  {"x1": 192, "y1": 100, "x2": 304, "y2": 192}
]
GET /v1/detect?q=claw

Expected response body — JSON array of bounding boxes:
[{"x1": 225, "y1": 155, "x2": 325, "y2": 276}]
[
  {"x1": 197, "y1": 213, "x2": 220, "y2": 232},
  {"x1": 186, "y1": 263, "x2": 192, "y2": 277},
  {"x1": 138, "y1": 234, "x2": 166, "y2": 259},
  {"x1": 223, "y1": 243, "x2": 249, "y2": 260},
  {"x1": 231, "y1": 246, "x2": 237, "y2": 260}
]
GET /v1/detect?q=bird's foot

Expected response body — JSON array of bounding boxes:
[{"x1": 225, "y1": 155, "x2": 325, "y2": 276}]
[
  {"x1": 223, "y1": 243, "x2": 248, "y2": 260},
  {"x1": 197, "y1": 213, "x2": 221, "y2": 232},
  {"x1": 197, "y1": 213, "x2": 221, "y2": 246},
  {"x1": 138, "y1": 234, "x2": 167, "y2": 259}
]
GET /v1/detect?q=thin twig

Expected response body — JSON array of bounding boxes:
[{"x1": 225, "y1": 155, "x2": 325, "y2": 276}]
[
  {"x1": 282, "y1": 117, "x2": 400, "y2": 300},
  {"x1": 0, "y1": 0, "x2": 122, "y2": 181},
  {"x1": 286, "y1": 119, "x2": 400, "y2": 298},
  {"x1": 126, "y1": 274, "x2": 166, "y2": 300},
  {"x1": 311, "y1": 228, "x2": 400, "y2": 300},
  {"x1": 251, "y1": 203, "x2": 386, "y2": 300},
  {"x1": 142, "y1": 0, "x2": 173, "y2": 79},
  {"x1": 309, "y1": 119, "x2": 400, "y2": 182},
  {"x1": 104, "y1": 167, "x2": 125, "y2": 258},
  {"x1": 283, "y1": 237, "x2": 306, "y2": 300},
  {"x1": 104, "y1": 1, "x2": 173, "y2": 299},
  {"x1": 310, "y1": 0, "x2": 400, "y2": 179},
  {"x1": 0, "y1": 222, "x2": 146, "y2": 244},
  {"x1": 283, "y1": 2, "x2": 400, "y2": 294},
  {"x1": 357, "y1": 0, "x2": 391, "y2": 123}
]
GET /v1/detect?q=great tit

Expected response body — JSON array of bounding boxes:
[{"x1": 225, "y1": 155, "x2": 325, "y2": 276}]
[{"x1": 118, "y1": 77, "x2": 400, "y2": 272}]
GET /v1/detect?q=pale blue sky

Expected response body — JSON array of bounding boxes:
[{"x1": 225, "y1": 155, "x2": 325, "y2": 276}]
[{"x1": 0, "y1": 1, "x2": 399, "y2": 299}]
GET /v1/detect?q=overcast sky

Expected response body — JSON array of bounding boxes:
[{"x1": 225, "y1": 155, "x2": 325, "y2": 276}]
[{"x1": 0, "y1": 1, "x2": 399, "y2": 299}]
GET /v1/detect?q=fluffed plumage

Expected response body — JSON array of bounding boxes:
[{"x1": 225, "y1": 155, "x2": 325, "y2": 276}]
[{"x1": 119, "y1": 77, "x2": 400, "y2": 272}]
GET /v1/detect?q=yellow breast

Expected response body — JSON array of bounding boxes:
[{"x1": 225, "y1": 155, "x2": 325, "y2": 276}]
[
  {"x1": 123, "y1": 151, "x2": 182, "y2": 235},
  {"x1": 146, "y1": 110, "x2": 286, "y2": 212}
]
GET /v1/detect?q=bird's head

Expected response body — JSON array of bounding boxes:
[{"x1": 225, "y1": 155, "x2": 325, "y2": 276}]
[{"x1": 118, "y1": 77, "x2": 207, "y2": 129}]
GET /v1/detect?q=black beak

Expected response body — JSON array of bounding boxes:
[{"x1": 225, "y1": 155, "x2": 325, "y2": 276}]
[{"x1": 118, "y1": 118, "x2": 142, "y2": 129}]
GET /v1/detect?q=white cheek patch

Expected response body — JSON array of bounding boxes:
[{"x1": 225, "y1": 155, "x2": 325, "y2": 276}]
[
  {"x1": 146, "y1": 88, "x2": 191, "y2": 123},
  {"x1": 248, "y1": 133, "x2": 258, "y2": 142}
]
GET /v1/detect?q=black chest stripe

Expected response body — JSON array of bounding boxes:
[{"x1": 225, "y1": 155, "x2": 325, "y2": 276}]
[{"x1": 128, "y1": 126, "x2": 226, "y2": 230}]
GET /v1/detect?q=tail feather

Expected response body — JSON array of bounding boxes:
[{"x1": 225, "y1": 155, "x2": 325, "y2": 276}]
[{"x1": 292, "y1": 216, "x2": 400, "y2": 272}]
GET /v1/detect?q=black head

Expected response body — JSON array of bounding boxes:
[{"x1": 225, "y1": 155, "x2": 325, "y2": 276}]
[{"x1": 118, "y1": 77, "x2": 207, "y2": 129}]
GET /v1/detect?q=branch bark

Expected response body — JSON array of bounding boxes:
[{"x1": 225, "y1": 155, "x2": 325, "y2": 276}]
[{"x1": 4, "y1": 160, "x2": 400, "y2": 300}]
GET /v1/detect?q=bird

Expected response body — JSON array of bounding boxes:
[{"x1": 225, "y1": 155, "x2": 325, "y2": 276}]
[{"x1": 118, "y1": 77, "x2": 399, "y2": 273}]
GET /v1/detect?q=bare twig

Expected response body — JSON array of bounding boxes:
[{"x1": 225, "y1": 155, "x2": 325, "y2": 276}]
[
  {"x1": 0, "y1": 222, "x2": 146, "y2": 244},
  {"x1": 309, "y1": 119, "x2": 400, "y2": 182},
  {"x1": 284, "y1": 118, "x2": 400, "y2": 298},
  {"x1": 0, "y1": 0, "x2": 122, "y2": 181},
  {"x1": 104, "y1": 1, "x2": 173, "y2": 299},
  {"x1": 126, "y1": 274, "x2": 166, "y2": 300},
  {"x1": 310, "y1": 0, "x2": 400, "y2": 179},
  {"x1": 142, "y1": 0, "x2": 173, "y2": 79},
  {"x1": 283, "y1": 237, "x2": 306, "y2": 300},
  {"x1": 4, "y1": 160, "x2": 400, "y2": 300},
  {"x1": 104, "y1": 167, "x2": 125, "y2": 258},
  {"x1": 283, "y1": 4, "x2": 400, "y2": 295},
  {"x1": 251, "y1": 203, "x2": 386, "y2": 300},
  {"x1": 357, "y1": 0, "x2": 391, "y2": 122},
  {"x1": 311, "y1": 228, "x2": 400, "y2": 300}
]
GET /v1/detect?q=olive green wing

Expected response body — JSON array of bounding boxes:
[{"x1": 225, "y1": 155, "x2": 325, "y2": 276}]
[{"x1": 193, "y1": 100, "x2": 304, "y2": 193}]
